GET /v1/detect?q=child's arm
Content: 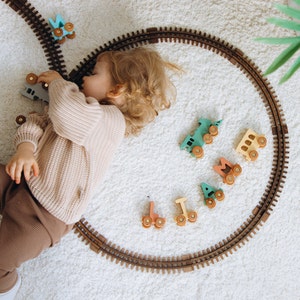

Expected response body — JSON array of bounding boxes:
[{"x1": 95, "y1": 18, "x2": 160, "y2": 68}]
[
  {"x1": 6, "y1": 142, "x2": 39, "y2": 184},
  {"x1": 38, "y1": 71, "x2": 103, "y2": 146},
  {"x1": 9, "y1": 109, "x2": 48, "y2": 183}
]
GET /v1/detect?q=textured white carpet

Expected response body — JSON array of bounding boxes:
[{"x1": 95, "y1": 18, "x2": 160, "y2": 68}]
[{"x1": 0, "y1": 0, "x2": 299, "y2": 299}]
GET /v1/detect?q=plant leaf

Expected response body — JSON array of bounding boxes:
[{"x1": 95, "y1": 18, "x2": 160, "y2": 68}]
[
  {"x1": 274, "y1": 4, "x2": 300, "y2": 20},
  {"x1": 267, "y1": 17, "x2": 300, "y2": 31},
  {"x1": 264, "y1": 41, "x2": 300, "y2": 75},
  {"x1": 280, "y1": 55, "x2": 300, "y2": 83},
  {"x1": 255, "y1": 36, "x2": 300, "y2": 44},
  {"x1": 293, "y1": 0, "x2": 300, "y2": 6}
]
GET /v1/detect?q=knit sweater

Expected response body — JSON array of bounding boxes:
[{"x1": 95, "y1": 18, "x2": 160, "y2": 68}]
[{"x1": 15, "y1": 79, "x2": 125, "y2": 224}]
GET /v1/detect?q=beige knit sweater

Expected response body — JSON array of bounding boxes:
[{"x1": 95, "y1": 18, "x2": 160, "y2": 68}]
[{"x1": 15, "y1": 79, "x2": 125, "y2": 224}]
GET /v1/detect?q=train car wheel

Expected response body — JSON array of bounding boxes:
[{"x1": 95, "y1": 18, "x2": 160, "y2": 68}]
[
  {"x1": 215, "y1": 190, "x2": 225, "y2": 201},
  {"x1": 26, "y1": 73, "x2": 38, "y2": 84},
  {"x1": 224, "y1": 174, "x2": 235, "y2": 185},
  {"x1": 188, "y1": 211, "x2": 198, "y2": 222},
  {"x1": 203, "y1": 133, "x2": 213, "y2": 144},
  {"x1": 257, "y1": 136, "x2": 267, "y2": 148},
  {"x1": 206, "y1": 198, "x2": 216, "y2": 208},
  {"x1": 249, "y1": 150, "x2": 259, "y2": 161},
  {"x1": 232, "y1": 164, "x2": 242, "y2": 176},
  {"x1": 175, "y1": 215, "x2": 186, "y2": 226},
  {"x1": 209, "y1": 125, "x2": 218, "y2": 136},
  {"x1": 142, "y1": 216, "x2": 152, "y2": 228},
  {"x1": 192, "y1": 146, "x2": 204, "y2": 158},
  {"x1": 155, "y1": 218, "x2": 166, "y2": 229}
]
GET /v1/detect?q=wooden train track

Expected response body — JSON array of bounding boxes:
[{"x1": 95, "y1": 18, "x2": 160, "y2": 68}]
[
  {"x1": 2, "y1": 0, "x2": 68, "y2": 78},
  {"x1": 3, "y1": 0, "x2": 289, "y2": 273}
]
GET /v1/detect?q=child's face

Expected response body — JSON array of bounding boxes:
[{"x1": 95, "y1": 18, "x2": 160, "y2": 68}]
[{"x1": 82, "y1": 56, "x2": 113, "y2": 101}]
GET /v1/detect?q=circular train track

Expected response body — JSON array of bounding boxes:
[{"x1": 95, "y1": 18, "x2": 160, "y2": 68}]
[{"x1": 3, "y1": 0, "x2": 289, "y2": 273}]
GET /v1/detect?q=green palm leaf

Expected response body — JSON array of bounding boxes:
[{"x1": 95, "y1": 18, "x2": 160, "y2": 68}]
[
  {"x1": 264, "y1": 41, "x2": 300, "y2": 75},
  {"x1": 255, "y1": 36, "x2": 300, "y2": 44},
  {"x1": 267, "y1": 17, "x2": 300, "y2": 31},
  {"x1": 274, "y1": 3, "x2": 300, "y2": 20},
  {"x1": 280, "y1": 55, "x2": 300, "y2": 83}
]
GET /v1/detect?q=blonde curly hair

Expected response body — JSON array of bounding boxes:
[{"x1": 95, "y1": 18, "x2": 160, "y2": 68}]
[{"x1": 98, "y1": 47, "x2": 179, "y2": 136}]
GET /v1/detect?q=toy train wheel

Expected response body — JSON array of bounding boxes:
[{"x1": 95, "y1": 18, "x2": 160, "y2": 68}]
[
  {"x1": 57, "y1": 37, "x2": 66, "y2": 44},
  {"x1": 209, "y1": 125, "x2": 218, "y2": 136},
  {"x1": 175, "y1": 214, "x2": 186, "y2": 226},
  {"x1": 53, "y1": 28, "x2": 63, "y2": 37},
  {"x1": 249, "y1": 150, "x2": 259, "y2": 161},
  {"x1": 42, "y1": 82, "x2": 49, "y2": 90},
  {"x1": 142, "y1": 216, "x2": 152, "y2": 228},
  {"x1": 64, "y1": 22, "x2": 74, "y2": 32},
  {"x1": 192, "y1": 146, "x2": 204, "y2": 158},
  {"x1": 155, "y1": 217, "x2": 166, "y2": 229},
  {"x1": 206, "y1": 198, "x2": 216, "y2": 209},
  {"x1": 15, "y1": 115, "x2": 26, "y2": 125},
  {"x1": 224, "y1": 174, "x2": 235, "y2": 185},
  {"x1": 257, "y1": 136, "x2": 267, "y2": 148},
  {"x1": 232, "y1": 164, "x2": 242, "y2": 176},
  {"x1": 215, "y1": 190, "x2": 225, "y2": 201},
  {"x1": 26, "y1": 73, "x2": 38, "y2": 84},
  {"x1": 188, "y1": 211, "x2": 197, "y2": 222},
  {"x1": 203, "y1": 133, "x2": 213, "y2": 144},
  {"x1": 67, "y1": 32, "x2": 76, "y2": 39}
]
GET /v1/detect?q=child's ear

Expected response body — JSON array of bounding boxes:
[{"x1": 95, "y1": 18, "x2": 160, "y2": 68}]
[{"x1": 107, "y1": 84, "x2": 123, "y2": 98}]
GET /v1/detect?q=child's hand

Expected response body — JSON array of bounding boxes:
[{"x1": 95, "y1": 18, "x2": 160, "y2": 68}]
[
  {"x1": 6, "y1": 142, "x2": 39, "y2": 184},
  {"x1": 37, "y1": 70, "x2": 63, "y2": 85}
]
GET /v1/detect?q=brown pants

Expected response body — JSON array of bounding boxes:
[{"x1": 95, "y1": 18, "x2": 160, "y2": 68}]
[{"x1": 0, "y1": 164, "x2": 73, "y2": 292}]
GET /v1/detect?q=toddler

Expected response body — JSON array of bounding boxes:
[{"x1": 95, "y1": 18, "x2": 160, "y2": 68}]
[{"x1": 0, "y1": 47, "x2": 178, "y2": 299}]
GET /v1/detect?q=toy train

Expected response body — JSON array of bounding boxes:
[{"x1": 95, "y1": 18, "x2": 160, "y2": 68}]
[
  {"x1": 180, "y1": 118, "x2": 222, "y2": 158},
  {"x1": 200, "y1": 182, "x2": 225, "y2": 209},
  {"x1": 236, "y1": 129, "x2": 267, "y2": 161},
  {"x1": 20, "y1": 73, "x2": 49, "y2": 103},
  {"x1": 142, "y1": 201, "x2": 166, "y2": 229},
  {"x1": 48, "y1": 14, "x2": 75, "y2": 44},
  {"x1": 174, "y1": 198, "x2": 197, "y2": 226},
  {"x1": 213, "y1": 157, "x2": 242, "y2": 185}
]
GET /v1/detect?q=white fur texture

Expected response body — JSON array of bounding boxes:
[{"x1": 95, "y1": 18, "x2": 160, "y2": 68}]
[{"x1": 0, "y1": 0, "x2": 299, "y2": 299}]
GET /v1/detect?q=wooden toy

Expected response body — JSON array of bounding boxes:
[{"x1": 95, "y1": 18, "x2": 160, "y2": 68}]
[
  {"x1": 174, "y1": 198, "x2": 197, "y2": 226},
  {"x1": 4, "y1": 0, "x2": 289, "y2": 271},
  {"x1": 48, "y1": 14, "x2": 75, "y2": 44},
  {"x1": 200, "y1": 182, "x2": 225, "y2": 209},
  {"x1": 20, "y1": 73, "x2": 49, "y2": 103},
  {"x1": 236, "y1": 129, "x2": 267, "y2": 161},
  {"x1": 213, "y1": 157, "x2": 242, "y2": 185},
  {"x1": 142, "y1": 201, "x2": 166, "y2": 229},
  {"x1": 15, "y1": 115, "x2": 26, "y2": 126},
  {"x1": 180, "y1": 118, "x2": 222, "y2": 158}
]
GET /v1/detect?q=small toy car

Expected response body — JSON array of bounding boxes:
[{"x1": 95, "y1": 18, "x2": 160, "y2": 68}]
[
  {"x1": 180, "y1": 118, "x2": 222, "y2": 158},
  {"x1": 213, "y1": 157, "x2": 242, "y2": 185},
  {"x1": 48, "y1": 14, "x2": 75, "y2": 44},
  {"x1": 236, "y1": 129, "x2": 267, "y2": 161},
  {"x1": 174, "y1": 198, "x2": 197, "y2": 226},
  {"x1": 200, "y1": 182, "x2": 225, "y2": 209},
  {"x1": 20, "y1": 73, "x2": 49, "y2": 103},
  {"x1": 142, "y1": 201, "x2": 166, "y2": 229}
]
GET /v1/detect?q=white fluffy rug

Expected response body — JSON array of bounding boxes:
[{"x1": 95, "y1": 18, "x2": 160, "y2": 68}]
[{"x1": 1, "y1": 0, "x2": 299, "y2": 299}]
